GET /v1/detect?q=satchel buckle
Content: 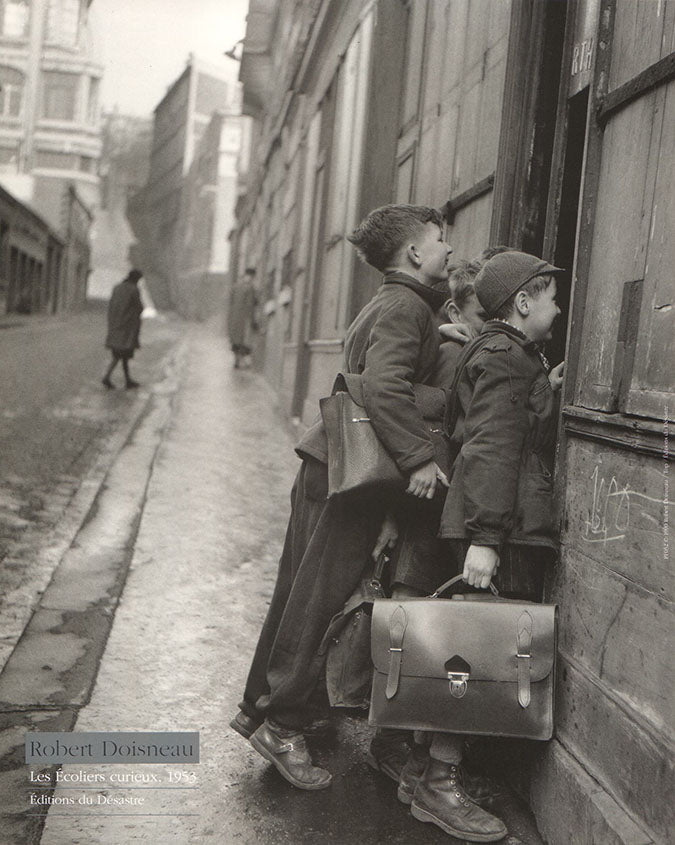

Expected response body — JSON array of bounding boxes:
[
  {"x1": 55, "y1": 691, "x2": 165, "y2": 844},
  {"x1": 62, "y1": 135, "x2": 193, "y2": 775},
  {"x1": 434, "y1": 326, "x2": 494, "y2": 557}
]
[{"x1": 447, "y1": 671, "x2": 469, "y2": 698}]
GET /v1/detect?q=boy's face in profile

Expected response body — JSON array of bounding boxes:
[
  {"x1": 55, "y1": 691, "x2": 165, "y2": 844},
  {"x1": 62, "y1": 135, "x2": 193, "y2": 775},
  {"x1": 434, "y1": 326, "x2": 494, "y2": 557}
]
[
  {"x1": 446, "y1": 291, "x2": 487, "y2": 337},
  {"x1": 414, "y1": 223, "x2": 453, "y2": 284},
  {"x1": 523, "y1": 276, "x2": 561, "y2": 342}
]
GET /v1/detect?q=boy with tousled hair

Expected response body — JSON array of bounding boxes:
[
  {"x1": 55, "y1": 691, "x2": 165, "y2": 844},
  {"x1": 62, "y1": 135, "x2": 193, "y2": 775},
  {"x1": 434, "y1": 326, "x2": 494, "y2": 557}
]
[{"x1": 231, "y1": 203, "x2": 457, "y2": 792}]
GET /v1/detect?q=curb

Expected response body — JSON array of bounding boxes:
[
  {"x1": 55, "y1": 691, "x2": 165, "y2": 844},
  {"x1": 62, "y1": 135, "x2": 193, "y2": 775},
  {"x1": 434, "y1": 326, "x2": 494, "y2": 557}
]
[
  {"x1": 0, "y1": 340, "x2": 187, "y2": 676},
  {"x1": 0, "y1": 337, "x2": 189, "y2": 845}
]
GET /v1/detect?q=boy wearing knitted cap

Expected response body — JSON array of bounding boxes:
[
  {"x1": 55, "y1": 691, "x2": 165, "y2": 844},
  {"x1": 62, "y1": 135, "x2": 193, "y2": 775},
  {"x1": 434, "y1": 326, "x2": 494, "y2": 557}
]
[
  {"x1": 401, "y1": 252, "x2": 564, "y2": 841},
  {"x1": 440, "y1": 250, "x2": 564, "y2": 589}
]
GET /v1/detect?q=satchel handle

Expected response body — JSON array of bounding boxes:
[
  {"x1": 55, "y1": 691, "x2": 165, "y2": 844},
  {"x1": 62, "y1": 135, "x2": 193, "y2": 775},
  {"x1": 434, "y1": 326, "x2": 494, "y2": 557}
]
[
  {"x1": 430, "y1": 573, "x2": 499, "y2": 598},
  {"x1": 371, "y1": 551, "x2": 390, "y2": 590}
]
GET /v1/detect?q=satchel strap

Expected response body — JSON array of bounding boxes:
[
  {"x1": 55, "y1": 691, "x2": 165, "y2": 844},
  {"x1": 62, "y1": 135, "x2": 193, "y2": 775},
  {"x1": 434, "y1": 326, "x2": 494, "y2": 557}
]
[
  {"x1": 430, "y1": 574, "x2": 499, "y2": 598},
  {"x1": 385, "y1": 605, "x2": 407, "y2": 699},
  {"x1": 371, "y1": 551, "x2": 389, "y2": 590},
  {"x1": 517, "y1": 610, "x2": 533, "y2": 708}
]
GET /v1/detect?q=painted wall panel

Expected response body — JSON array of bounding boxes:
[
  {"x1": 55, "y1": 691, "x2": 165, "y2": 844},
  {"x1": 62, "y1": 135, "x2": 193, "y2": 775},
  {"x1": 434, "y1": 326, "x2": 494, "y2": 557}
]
[
  {"x1": 610, "y1": 0, "x2": 672, "y2": 89},
  {"x1": 556, "y1": 548, "x2": 673, "y2": 732},
  {"x1": 562, "y1": 438, "x2": 670, "y2": 596},
  {"x1": 554, "y1": 655, "x2": 674, "y2": 843},
  {"x1": 576, "y1": 94, "x2": 659, "y2": 410},
  {"x1": 626, "y1": 81, "x2": 675, "y2": 417}
]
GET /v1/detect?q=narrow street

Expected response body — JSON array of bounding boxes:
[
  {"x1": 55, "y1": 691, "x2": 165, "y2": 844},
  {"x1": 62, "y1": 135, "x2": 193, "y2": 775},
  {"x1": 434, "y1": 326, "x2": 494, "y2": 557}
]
[
  {"x1": 0, "y1": 319, "x2": 541, "y2": 844},
  {"x1": 0, "y1": 304, "x2": 186, "y2": 671}
]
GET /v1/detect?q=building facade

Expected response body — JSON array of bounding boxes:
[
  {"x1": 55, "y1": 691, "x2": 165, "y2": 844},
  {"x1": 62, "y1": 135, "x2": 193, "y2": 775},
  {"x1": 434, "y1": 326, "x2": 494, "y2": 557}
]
[
  {"x1": 233, "y1": 1, "x2": 674, "y2": 842},
  {"x1": 0, "y1": 0, "x2": 102, "y2": 310},
  {"x1": 129, "y1": 56, "x2": 243, "y2": 318},
  {"x1": 174, "y1": 106, "x2": 243, "y2": 320},
  {"x1": 0, "y1": 180, "x2": 63, "y2": 313},
  {"x1": 88, "y1": 111, "x2": 152, "y2": 301}
]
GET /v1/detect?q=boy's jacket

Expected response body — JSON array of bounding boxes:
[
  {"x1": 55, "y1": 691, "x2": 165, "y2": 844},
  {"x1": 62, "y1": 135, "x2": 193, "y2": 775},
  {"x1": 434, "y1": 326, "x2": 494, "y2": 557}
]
[
  {"x1": 440, "y1": 320, "x2": 558, "y2": 550},
  {"x1": 296, "y1": 272, "x2": 445, "y2": 474}
]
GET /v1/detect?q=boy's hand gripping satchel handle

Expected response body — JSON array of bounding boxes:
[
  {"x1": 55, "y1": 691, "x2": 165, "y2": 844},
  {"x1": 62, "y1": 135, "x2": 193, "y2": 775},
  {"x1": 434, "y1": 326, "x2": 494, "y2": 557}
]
[{"x1": 430, "y1": 573, "x2": 499, "y2": 598}]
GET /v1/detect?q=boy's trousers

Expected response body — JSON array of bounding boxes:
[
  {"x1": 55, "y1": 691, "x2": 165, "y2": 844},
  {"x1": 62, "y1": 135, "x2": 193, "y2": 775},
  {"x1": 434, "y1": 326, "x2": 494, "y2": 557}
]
[{"x1": 239, "y1": 457, "x2": 383, "y2": 730}]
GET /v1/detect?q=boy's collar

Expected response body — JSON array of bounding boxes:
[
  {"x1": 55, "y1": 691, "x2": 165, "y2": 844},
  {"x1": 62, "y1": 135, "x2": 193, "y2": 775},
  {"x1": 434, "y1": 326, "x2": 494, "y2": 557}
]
[
  {"x1": 383, "y1": 271, "x2": 448, "y2": 312},
  {"x1": 481, "y1": 319, "x2": 551, "y2": 370}
]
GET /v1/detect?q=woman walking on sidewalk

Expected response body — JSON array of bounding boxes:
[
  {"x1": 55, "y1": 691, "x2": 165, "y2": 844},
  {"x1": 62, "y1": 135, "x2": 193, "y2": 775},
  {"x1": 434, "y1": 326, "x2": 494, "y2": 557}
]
[{"x1": 102, "y1": 269, "x2": 144, "y2": 390}]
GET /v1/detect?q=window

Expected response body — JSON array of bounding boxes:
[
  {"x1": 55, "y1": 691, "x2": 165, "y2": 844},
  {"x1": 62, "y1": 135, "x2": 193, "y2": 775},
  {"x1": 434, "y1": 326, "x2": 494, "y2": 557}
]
[
  {"x1": 1, "y1": 0, "x2": 28, "y2": 38},
  {"x1": 0, "y1": 144, "x2": 18, "y2": 165},
  {"x1": 396, "y1": 152, "x2": 414, "y2": 202},
  {"x1": 400, "y1": 0, "x2": 428, "y2": 130},
  {"x1": 42, "y1": 72, "x2": 79, "y2": 121},
  {"x1": 87, "y1": 78, "x2": 99, "y2": 124},
  {"x1": 45, "y1": 0, "x2": 80, "y2": 47},
  {"x1": 0, "y1": 66, "x2": 23, "y2": 117},
  {"x1": 35, "y1": 150, "x2": 78, "y2": 170}
]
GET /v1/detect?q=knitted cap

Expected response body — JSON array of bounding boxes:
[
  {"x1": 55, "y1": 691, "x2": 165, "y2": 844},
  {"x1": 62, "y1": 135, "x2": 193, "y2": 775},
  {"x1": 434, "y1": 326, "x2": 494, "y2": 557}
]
[{"x1": 474, "y1": 251, "x2": 564, "y2": 315}]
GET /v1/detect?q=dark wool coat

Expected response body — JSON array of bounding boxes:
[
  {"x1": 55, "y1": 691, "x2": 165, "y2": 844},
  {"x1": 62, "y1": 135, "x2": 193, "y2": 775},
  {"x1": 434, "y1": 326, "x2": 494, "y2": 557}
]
[
  {"x1": 105, "y1": 280, "x2": 143, "y2": 351},
  {"x1": 227, "y1": 281, "x2": 257, "y2": 348},
  {"x1": 440, "y1": 320, "x2": 558, "y2": 550},
  {"x1": 240, "y1": 273, "x2": 447, "y2": 727},
  {"x1": 297, "y1": 272, "x2": 446, "y2": 471}
]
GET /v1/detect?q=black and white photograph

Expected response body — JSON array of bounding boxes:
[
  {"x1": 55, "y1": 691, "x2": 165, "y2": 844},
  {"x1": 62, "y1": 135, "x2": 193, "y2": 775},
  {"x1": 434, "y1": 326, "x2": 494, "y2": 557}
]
[{"x1": 0, "y1": 0, "x2": 672, "y2": 843}]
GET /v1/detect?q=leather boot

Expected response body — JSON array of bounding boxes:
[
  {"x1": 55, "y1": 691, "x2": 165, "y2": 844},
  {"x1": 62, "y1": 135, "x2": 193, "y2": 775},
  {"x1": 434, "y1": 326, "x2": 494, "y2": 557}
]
[
  {"x1": 411, "y1": 759, "x2": 507, "y2": 842},
  {"x1": 249, "y1": 721, "x2": 331, "y2": 790},
  {"x1": 397, "y1": 742, "x2": 429, "y2": 805},
  {"x1": 367, "y1": 729, "x2": 411, "y2": 783}
]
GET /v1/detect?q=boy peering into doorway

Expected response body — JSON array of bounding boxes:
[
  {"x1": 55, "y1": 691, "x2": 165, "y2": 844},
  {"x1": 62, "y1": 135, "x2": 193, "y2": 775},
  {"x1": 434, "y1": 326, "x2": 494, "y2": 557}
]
[
  {"x1": 396, "y1": 250, "x2": 565, "y2": 842},
  {"x1": 231, "y1": 204, "x2": 456, "y2": 790}
]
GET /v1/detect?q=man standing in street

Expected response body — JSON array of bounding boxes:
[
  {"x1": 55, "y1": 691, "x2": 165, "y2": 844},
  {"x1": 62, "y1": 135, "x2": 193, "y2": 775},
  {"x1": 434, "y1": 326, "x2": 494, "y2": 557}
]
[
  {"x1": 227, "y1": 267, "x2": 258, "y2": 368},
  {"x1": 102, "y1": 268, "x2": 144, "y2": 389}
]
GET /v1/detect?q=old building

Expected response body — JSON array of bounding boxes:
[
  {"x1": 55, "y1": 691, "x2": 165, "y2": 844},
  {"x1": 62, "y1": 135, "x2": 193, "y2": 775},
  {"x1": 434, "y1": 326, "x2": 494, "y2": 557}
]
[
  {"x1": 129, "y1": 55, "x2": 243, "y2": 317},
  {"x1": 0, "y1": 181, "x2": 63, "y2": 313},
  {"x1": 88, "y1": 111, "x2": 152, "y2": 300},
  {"x1": 0, "y1": 0, "x2": 102, "y2": 310},
  {"x1": 232, "y1": 1, "x2": 674, "y2": 842},
  {"x1": 174, "y1": 105, "x2": 243, "y2": 320}
]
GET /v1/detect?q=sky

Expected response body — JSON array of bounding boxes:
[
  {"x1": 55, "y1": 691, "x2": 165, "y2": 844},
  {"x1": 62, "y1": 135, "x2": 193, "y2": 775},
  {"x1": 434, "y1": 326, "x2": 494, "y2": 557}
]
[{"x1": 91, "y1": 0, "x2": 250, "y2": 116}]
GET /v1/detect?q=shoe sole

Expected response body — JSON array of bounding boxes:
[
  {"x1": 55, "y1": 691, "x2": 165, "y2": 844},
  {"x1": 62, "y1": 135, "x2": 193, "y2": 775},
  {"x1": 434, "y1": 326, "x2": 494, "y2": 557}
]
[
  {"x1": 410, "y1": 802, "x2": 507, "y2": 842},
  {"x1": 366, "y1": 751, "x2": 400, "y2": 784},
  {"x1": 249, "y1": 734, "x2": 332, "y2": 791},
  {"x1": 229, "y1": 717, "x2": 256, "y2": 741},
  {"x1": 397, "y1": 785, "x2": 414, "y2": 805}
]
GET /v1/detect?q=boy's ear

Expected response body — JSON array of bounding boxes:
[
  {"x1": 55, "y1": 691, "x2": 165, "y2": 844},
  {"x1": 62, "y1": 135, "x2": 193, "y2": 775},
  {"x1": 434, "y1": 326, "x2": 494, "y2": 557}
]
[
  {"x1": 406, "y1": 242, "x2": 421, "y2": 267},
  {"x1": 514, "y1": 289, "x2": 529, "y2": 317},
  {"x1": 446, "y1": 299, "x2": 460, "y2": 322}
]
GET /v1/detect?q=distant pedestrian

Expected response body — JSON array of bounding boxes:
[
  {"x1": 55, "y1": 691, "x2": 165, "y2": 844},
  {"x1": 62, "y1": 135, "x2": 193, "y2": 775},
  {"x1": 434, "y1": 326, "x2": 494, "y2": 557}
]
[
  {"x1": 227, "y1": 267, "x2": 258, "y2": 368},
  {"x1": 102, "y1": 269, "x2": 144, "y2": 389}
]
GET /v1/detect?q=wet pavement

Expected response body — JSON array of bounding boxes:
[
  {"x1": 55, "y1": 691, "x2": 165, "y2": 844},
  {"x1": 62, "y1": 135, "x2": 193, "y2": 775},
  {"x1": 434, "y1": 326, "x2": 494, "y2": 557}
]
[
  {"x1": 0, "y1": 303, "x2": 186, "y2": 672},
  {"x1": 0, "y1": 320, "x2": 544, "y2": 844}
]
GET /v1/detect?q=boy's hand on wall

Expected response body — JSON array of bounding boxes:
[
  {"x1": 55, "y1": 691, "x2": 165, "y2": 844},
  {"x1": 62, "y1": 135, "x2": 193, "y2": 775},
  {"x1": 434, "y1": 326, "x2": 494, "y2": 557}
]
[
  {"x1": 372, "y1": 512, "x2": 398, "y2": 561},
  {"x1": 463, "y1": 544, "x2": 499, "y2": 589},
  {"x1": 406, "y1": 461, "x2": 449, "y2": 500},
  {"x1": 548, "y1": 361, "x2": 565, "y2": 391}
]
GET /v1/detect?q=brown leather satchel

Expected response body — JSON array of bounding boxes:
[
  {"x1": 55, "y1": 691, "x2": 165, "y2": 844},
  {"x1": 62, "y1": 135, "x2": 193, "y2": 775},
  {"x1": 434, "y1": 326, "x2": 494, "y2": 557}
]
[
  {"x1": 369, "y1": 575, "x2": 557, "y2": 740},
  {"x1": 320, "y1": 373, "x2": 450, "y2": 498}
]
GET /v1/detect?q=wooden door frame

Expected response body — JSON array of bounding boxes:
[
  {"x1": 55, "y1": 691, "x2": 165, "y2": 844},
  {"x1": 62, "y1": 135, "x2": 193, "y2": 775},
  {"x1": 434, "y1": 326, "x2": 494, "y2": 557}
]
[{"x1": 490, "y1": 0, "x2": 567, "y2": 253}]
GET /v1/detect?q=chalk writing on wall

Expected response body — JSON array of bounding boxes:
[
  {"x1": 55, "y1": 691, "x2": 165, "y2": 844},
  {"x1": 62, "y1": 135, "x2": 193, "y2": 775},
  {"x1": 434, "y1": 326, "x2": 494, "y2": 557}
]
[{"x1": 581, "y1": 465, "x2": 666, "y2": 546}]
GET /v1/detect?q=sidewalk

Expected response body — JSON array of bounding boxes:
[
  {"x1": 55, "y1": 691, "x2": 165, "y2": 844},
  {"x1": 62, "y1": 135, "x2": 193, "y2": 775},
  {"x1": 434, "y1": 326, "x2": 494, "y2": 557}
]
[{"x1": 2, "y1": 323, "x2": 543, "y2": 844}]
